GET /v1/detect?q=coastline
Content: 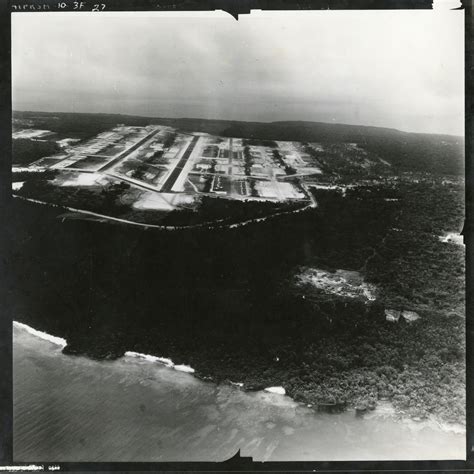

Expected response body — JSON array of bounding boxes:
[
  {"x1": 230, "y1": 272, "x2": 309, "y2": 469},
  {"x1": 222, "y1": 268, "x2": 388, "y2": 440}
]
[{"x1": 13, "y1": 320, "x2": 466, "y2": 436}]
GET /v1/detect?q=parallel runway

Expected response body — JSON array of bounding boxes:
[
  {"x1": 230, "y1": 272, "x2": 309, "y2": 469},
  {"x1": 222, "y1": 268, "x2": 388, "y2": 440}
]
[{"x1": 160, "y1": 135, "x2": 200, "y2": 193}]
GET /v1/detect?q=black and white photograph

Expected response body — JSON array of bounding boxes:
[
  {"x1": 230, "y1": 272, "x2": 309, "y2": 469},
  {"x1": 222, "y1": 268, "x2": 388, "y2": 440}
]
[{"x1": 8, "y1": 4, "x2": 466, "y2": 464}]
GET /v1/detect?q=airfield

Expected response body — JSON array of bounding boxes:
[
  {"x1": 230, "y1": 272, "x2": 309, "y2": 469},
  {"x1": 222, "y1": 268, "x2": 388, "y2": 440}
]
[{"x1": 20, "y1": 125, "x2": 323, "y2": 210}]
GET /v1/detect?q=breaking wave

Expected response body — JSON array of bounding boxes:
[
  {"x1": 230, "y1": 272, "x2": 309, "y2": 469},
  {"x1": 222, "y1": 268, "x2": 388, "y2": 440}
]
[
  {"x1": 13, "y1": 320, "x2": 465, "y2": 439},
  {"x1": 124, "y1": 351, "x2": 195, "y2": 373},
  {"x1": 13, "y1": 321, "x2": 66, "y2": 348},
  {"x1": 264, "y1": 386, "x2": 286, "y2": 395},
  {"x1": 12, "y1": 322, "x2": 195, "y2": 373}
]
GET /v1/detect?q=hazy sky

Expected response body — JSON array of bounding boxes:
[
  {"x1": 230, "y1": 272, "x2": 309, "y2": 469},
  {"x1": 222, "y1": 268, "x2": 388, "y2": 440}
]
[{"x1": 12, "y1": 10, "x2": 464, "y2": 135}]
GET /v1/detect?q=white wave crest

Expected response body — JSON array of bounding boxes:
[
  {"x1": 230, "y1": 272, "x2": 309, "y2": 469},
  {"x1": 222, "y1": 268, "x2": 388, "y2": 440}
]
[
  {"x1": 264, "y1": 386, "x2": 286, "y2": 395},
  {"x1": 174, "y1": 364, "x2": 195, "y2": 373},
  {"x1": 124, "y1": 351, "x2": 195, "y2": 373},
  {"x1": 124, "y1": 351, "x2": 174, "y2": 367},
  {"x1": 13, "y1": 321, "x2": 66, "y2": 348}
]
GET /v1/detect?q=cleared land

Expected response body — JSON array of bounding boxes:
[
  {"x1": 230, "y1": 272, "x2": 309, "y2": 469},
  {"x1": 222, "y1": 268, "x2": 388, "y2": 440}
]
[{"x1": 14, "y1": 124, "x2": 322, "y2": 226}]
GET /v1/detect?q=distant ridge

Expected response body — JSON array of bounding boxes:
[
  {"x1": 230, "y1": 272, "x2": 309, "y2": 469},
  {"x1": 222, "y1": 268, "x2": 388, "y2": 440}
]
[
  {"x1": 13, "y1": 110, "x2": 464, "y2": 175},
  {"x1": 13, "y1": 109, "x2": 463, "y2": 138}
]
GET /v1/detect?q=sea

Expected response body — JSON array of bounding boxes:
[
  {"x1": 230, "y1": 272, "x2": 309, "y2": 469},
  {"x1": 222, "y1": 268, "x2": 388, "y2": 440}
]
[{"x1": 13, "y1": 321, "x2": 465, "y2": 462}]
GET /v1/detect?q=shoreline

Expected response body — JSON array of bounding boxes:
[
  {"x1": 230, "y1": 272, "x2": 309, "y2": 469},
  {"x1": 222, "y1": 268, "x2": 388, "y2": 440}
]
[{"x1": 13, "y1": 320, "x2": 466, "y2": 435}]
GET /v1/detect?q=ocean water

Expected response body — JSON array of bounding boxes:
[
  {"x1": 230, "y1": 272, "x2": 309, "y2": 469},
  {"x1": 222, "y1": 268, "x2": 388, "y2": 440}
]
[{"x1": 13, "y1": 322, "x2": 465, "y2": 462}]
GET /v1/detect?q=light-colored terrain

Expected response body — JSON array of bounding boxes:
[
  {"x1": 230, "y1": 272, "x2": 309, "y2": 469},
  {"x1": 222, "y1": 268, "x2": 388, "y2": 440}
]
[
  {"x1": 14, "y1": 125, "x2": 323, "y2": 212},
  {"x1": 295, "y1": 267, "x2": 377, "y2": 301}
]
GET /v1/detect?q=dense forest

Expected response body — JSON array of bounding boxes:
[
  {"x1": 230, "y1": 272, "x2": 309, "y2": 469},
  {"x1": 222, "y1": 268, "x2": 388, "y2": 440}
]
[
  {"x1": 5, "y1": 171, "x2": 465, "y2": 424},
  {"x1": 365, "y1": 180, "x2": 465, "y2": 317},
  {"x1": 9, "y1": 111, "x2": 465, "y2": 425},
  {"x1": 12, "y1": 138, "x2": 61, "y2": 166}
]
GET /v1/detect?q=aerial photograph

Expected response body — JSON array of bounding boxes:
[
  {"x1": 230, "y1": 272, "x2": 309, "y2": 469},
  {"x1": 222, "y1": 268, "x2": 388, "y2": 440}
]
[{"x1": 8, "y1": 8, "x2": 465, "y2": 462}]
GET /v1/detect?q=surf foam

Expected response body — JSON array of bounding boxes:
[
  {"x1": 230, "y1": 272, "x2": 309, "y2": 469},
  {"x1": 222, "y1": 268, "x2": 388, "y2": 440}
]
[
  {"x1": 174, "y1": 364, "x2": 195, "y2": 373},
  {"x1": 124, "y1": 351, "x2": 195, "y2": 373},
  {"x1": 13, "y1": 321, "x2": 66, "y2": 348},
  {"x1": 264, "y1": 386, "x2": 286, "y2": 395}
]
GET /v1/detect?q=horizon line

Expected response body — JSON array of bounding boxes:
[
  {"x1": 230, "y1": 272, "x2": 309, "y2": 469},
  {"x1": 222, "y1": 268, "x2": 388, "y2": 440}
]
[{"x1": 12, "y1": 108, "x2": 465, "y2": 138}]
